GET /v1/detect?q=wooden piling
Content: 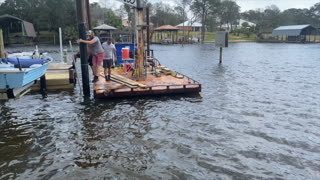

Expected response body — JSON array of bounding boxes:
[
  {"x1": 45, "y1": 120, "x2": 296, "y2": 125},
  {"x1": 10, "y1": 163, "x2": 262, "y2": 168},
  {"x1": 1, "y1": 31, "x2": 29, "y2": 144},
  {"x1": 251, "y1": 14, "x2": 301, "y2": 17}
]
[
  {"x1": 76, "y1": 0, "x2": 90, "y2": 97},
  {"x1": 0, "y1": 29, "x2": 5, "y2": 58},
  {"x1": 146, "y1": 7, "x2": 150, "y2": 57},
  {"x1": 136, "y1": 0, "x2": 145, "y2": 81}
]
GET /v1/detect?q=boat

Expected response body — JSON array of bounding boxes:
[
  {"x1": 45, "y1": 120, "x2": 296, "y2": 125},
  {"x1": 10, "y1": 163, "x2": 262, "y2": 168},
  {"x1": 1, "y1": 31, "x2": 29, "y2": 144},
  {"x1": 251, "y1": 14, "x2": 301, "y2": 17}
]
[{"x1": 0, "y1": 58, "x2": 51, "y2": 98}]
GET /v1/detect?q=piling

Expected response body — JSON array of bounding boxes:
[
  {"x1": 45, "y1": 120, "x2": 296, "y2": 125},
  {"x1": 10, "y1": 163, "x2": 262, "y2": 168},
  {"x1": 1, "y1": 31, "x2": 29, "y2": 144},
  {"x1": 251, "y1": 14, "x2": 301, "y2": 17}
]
[
  {"x1": 146, "y1": 7, "x2": 150, "y2": 57},
  {"x1": 85, "y1": 0, "x2": 92, "y2": 30},
  {"x1": 76, "y1": 0, "x2": 90, "y2": 97},
  {"x1": 136, "y1": 0, "x2": 145, "y2": 81},
  {"x1": 219, "y1": 47, "x2": 223, "y2": 64},
  {"x1": 40, "y1": 75, "x2": 48, "y2": 98},
  {"x1": 0, "y1": 29, "x2": 5, "y2": 58}
]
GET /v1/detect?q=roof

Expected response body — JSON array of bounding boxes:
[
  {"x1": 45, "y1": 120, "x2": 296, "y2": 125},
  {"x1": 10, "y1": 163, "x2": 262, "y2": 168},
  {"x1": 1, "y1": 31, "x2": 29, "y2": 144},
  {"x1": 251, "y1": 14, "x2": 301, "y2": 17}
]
[
  {"x1": 0, "y1": 14, "x2": 36, "y2": 37},
  {"x1": 272, "y1": 24, "x2": 316, "y2": 36},
  {"x1": 176, "y1": 21, "x2": 202, "y2": 27},
  {"x1": 93, "y1": 24, "x2": 117, "y2": 30},
  {"x1": 154, "y1": 25, "x2": 179, "y2": 31}
]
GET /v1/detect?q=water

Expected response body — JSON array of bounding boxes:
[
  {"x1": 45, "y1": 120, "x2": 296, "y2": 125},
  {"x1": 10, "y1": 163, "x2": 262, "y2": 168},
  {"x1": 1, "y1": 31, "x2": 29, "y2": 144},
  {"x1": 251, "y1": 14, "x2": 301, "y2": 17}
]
[{"x1": 1, "y1": 43, "x2": 320, "y2": 180}]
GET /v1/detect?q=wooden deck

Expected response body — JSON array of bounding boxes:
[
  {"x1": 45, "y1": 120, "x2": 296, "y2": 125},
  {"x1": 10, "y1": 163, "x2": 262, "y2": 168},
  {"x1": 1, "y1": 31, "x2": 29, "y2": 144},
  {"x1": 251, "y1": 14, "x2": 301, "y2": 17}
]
[
  {"x1": 31, "y1": 63, "x2": 75, "y2": 91},
  {"x1": 94, "y1": 67, "x2": 201, "y2": 99}
]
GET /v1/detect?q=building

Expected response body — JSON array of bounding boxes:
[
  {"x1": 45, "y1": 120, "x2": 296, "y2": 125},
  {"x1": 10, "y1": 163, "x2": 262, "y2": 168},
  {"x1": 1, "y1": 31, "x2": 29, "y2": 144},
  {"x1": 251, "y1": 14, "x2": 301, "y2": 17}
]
[
  {"x1": 176, "y1": 21, "x2": 202, "y2": 32},
  {"x1": 272, "y1": 24, "x2": 318, "y2": 43},
  {"x1": 153, "y1": 25, "x2": 179, "y2": 44},
  {"x1": 220, "y1": 19, "x2": 256, "y2": 31},
  {"x1": 0, "y1": 14, "x2": 36, "y2": 44}
]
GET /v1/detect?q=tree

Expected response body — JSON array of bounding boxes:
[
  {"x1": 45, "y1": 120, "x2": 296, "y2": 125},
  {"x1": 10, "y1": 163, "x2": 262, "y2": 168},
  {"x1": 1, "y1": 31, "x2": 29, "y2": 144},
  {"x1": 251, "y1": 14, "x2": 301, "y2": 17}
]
[
  {"x1": 218, "y1": 0, "x2": 240, "y2": 31},
  {"x1": 150, "y1": 2, "x2": 184, "y2": 27},
  {"x1": 308, "y1": 2, "x2": 320, "y2": 27},
  {"x1": 190, "y1": 0, "x2": 220, "y2": 42}
]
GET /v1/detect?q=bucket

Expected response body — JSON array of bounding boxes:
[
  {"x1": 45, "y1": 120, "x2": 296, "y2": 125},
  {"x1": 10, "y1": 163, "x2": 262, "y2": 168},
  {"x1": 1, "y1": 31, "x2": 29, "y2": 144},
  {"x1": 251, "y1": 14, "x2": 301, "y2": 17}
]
[{"x1": 122, "y1": 48, "x2": 130, "y2": 59}]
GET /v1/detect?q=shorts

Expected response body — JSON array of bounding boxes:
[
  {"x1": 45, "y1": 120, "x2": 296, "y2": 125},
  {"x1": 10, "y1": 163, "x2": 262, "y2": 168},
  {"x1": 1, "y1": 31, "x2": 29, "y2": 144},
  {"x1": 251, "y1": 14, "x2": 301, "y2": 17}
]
[
  {"x1": 103, "y1": 59, "x2": 113, "y2": 69},
  {"x1": 92, "y1": 52, "x2": 104, "y2": 65},
  {"x1": 88, "y1": 55, "x2": 93, "y2": 66}
]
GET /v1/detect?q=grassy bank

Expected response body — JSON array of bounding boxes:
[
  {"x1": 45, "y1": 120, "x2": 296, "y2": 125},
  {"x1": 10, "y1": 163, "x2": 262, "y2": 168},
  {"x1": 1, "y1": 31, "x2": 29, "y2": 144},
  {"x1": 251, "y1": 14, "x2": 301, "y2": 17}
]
[{"x1": 204, "y1": 32, "x2": 256, "y2": 42}]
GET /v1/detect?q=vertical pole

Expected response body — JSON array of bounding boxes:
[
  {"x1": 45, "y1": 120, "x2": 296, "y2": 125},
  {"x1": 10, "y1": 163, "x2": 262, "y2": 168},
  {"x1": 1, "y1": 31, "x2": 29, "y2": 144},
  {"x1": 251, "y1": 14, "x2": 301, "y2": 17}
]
[
  {"x1": 146, "y1": 7, "x2": 150, "y2": 57},
  {"x1": 86, "y1": 0, "x2": 92, "y2": 30},
  {"x1": 59, "y1": 27, "x2": 63, "y2": 63},
  {"x1": 76, "y1": 0, "x2": 90, "y2": 97},
  {"x1": 0, "y1": 29, "x2": 5, "y2": 58},
  {"x1": 137, "y1": 0, "x2": 145, "y2": 80},
  {"x1": 40, "y1": 75, "x2": 48, "y2": 98},
  {"x1": 219, "y1": 47, "x2": 222, "y2": 64}
]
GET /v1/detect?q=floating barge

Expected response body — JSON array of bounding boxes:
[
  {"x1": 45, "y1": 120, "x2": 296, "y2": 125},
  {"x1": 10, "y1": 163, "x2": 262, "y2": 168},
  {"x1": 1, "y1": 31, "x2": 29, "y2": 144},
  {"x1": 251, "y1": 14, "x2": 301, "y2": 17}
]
[{"x1": 94, "y1": 66, "x2": 201, "y2": 99}]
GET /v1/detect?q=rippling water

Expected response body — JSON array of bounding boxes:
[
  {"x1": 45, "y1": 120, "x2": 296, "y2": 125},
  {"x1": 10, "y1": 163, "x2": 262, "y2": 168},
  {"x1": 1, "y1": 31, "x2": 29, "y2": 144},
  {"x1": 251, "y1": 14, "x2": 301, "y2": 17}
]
[{"x1": 1, "y1": 43, "x2": 320, "y2": 180}]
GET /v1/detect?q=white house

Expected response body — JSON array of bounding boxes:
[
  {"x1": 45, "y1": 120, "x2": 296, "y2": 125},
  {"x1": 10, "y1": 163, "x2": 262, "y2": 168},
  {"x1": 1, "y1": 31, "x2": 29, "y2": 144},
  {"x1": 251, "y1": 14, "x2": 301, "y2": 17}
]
[
  {"x1": 220, "y1": 19, "x2": 256, "y2": 31},
  {"x1": 176, "y1": 20, "x2": 203, "y2": 32}
]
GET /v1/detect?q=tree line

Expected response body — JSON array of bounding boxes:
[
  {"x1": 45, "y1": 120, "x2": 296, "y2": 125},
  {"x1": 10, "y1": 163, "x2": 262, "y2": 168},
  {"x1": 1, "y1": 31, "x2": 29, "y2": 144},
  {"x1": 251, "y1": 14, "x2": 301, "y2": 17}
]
[{"x1": 0, "y1": 0, "x2": 319, "y2": 42}]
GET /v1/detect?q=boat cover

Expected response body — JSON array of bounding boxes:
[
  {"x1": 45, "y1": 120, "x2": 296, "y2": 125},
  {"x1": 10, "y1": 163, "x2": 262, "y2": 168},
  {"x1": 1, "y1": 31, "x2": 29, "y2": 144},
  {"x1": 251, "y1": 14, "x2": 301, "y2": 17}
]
[{"x1": 2, "y1": 58, "x2": 50, "y2": 68}]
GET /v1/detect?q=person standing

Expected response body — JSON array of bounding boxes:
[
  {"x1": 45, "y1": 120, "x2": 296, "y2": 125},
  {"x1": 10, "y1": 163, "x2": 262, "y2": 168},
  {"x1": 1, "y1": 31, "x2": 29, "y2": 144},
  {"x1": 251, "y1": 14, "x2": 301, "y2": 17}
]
[
  {"x1": 102, "y1": 38, "x2": 117, "y2": 81},
  {"x1": 77, "y1": 30, "x2": 104, "y2": 83}
]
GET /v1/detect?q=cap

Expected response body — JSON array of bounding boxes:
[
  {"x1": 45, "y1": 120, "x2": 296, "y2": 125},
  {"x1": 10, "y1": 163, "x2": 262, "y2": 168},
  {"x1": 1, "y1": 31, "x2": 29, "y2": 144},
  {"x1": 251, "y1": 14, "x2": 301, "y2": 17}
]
[{"x1": 86, "y1": 30, "x2": 94, "y2": 36}]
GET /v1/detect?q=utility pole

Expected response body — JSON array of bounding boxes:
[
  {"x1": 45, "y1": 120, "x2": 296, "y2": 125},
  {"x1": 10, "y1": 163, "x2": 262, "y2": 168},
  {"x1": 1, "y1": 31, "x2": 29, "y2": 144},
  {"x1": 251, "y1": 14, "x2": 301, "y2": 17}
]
[{"x1": 76, "y1": 0, "x2": 90, "y2": 97}]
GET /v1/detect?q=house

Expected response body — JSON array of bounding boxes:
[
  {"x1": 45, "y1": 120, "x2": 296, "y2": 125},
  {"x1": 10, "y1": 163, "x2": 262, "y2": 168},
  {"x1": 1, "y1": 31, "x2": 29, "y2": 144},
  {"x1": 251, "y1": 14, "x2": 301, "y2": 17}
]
[
  {"x1": 220, "y1": 19, "x2": 256, "y2": 31},
  {"x1": 176, "y1": 21, "x2": 203, "y2": 32}
]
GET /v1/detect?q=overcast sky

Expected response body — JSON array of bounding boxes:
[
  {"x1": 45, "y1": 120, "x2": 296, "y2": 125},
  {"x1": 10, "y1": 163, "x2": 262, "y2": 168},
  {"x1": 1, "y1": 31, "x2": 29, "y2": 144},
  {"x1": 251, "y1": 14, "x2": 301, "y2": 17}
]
[{"x1": 93, "y1": 0, "x2": 319, "y2": 12}]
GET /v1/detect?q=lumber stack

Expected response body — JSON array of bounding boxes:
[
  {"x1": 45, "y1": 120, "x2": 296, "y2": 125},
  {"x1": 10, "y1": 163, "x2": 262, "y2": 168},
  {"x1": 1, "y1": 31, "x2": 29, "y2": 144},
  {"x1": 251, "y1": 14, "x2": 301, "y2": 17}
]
[{"x1": 100, "y1": 73, "x2": 148, "y2": 89}]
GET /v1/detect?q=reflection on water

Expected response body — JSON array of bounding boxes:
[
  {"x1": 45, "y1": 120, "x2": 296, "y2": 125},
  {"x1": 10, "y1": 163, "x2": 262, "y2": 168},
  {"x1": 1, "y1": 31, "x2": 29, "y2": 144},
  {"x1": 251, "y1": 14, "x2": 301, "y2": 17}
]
[{"x1": 1, "y1": 43, "x2": 320, "y2": 179}]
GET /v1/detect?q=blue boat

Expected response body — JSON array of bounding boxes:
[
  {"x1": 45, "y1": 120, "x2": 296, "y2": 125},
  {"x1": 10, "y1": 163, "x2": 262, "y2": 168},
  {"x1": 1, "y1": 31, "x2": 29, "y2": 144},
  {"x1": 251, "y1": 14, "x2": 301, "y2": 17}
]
[{"x1": 0, "y1": 59, "x2": 50, "y2": 89}]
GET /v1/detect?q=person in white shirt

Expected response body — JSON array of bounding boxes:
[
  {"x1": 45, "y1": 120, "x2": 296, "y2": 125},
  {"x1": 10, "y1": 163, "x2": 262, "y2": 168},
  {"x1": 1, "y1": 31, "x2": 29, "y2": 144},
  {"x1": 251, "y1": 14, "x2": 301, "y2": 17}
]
[{"x1": 102, "y1": 38, "x2": 117, "y2": 81}]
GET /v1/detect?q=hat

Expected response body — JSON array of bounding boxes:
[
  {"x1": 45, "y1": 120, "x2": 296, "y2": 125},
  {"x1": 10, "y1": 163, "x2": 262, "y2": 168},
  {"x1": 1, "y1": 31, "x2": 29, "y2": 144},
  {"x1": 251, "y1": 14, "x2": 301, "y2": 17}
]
[{"x1": 86, "y1": 30, "x2": 94, "y2": 36}]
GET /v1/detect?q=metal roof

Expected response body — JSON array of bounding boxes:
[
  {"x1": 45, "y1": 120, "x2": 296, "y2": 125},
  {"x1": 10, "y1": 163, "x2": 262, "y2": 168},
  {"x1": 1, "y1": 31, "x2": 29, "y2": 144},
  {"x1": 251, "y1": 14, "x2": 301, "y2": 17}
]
[
  {"x1": 93, "y1": 24, "x2": 117, "y2": 30},
  {"x1": 176, "y1": 21, "x2": 202, "y2": 27},
  {"x1": 154, "y1": 25, "x2": 179, "y2": 31},
  {"x1": 272, "y1": 24, "x2": 316, "y2": 36},
  {"x1": 0, "y1": 14, "x2": 36, "y2": 37}
]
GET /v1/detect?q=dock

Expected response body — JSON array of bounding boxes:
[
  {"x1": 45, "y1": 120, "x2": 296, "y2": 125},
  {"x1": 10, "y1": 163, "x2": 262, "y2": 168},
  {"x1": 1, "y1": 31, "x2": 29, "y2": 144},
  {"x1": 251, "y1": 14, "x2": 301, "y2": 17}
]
[
  {"x1": 31, "y1": 63, "x2": 75, "y2": 91},
  {"x1": 94, "y1": 66, "x2": 201, "y2": 99}
]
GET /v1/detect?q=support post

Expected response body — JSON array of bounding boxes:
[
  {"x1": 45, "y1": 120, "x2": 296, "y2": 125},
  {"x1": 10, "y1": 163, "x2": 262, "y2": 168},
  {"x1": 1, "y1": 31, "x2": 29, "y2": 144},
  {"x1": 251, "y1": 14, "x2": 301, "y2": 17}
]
[
  {"x1": 59, "y1": 27, "x2": 63, "y2": 63},
  {"x1": 40, "y1": 75, "x2": 48, "y2": 98},
  {"x1": 146, "y1": 7, "x2": 150, "y2": 57},
  {"x1": 85, "y1": 0, "x2": 92, "y2": 30},
  {"x1": 0, "y1": 29, "x2": 5, "y2": 58},
  {"x1": 136, "y1": 0, "x2": 145, "y2": 81},
  {"x1": 219, "y1": 47, "x2": 223, "y2": 64},
  {"x1": 76, "y1": 0, "x2": 90, "y2": 97}
]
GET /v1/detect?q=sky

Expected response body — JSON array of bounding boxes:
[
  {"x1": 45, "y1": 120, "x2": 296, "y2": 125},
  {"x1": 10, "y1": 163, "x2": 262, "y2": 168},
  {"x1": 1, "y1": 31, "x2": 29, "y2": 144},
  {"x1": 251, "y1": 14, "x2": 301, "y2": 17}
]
[{"x1": 93, "y1": 0, "x2": 319, "y2": 12}]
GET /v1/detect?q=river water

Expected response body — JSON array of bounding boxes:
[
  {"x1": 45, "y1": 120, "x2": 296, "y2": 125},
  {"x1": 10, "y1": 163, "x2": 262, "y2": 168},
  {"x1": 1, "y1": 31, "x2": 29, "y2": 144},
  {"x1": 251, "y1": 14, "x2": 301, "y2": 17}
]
[{"x1": 1, "y1": 43, "x2": 320, "y2": 180}]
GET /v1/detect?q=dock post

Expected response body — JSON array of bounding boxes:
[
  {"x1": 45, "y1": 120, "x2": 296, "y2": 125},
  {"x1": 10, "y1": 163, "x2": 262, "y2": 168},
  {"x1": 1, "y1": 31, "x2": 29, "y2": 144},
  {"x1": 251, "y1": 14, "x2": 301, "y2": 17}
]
[
  {"x1": 146, "y1": 7, "x2": 150, "y2": 57},
  {"x1": 76, "y1": 0, "x2": 90, "y2": 97},
  {"x1": 85, "y1": 0, "x2": 92, "y2": 30},
  {"x1": 59, "y1": 27, "x2": 63, "y2": 63},
  {"x1": 0, "y1": 29, "x2": 5, "y2": 58},
  {"x1": 40, "y1": 75, "x2": 48, "y2": 98},
  {"x1": 219, "y1": 47, "x2": 223, "y2": 64},
  {"x1": 136, "y1": 0, "x2": 145, "y2": 81}
]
